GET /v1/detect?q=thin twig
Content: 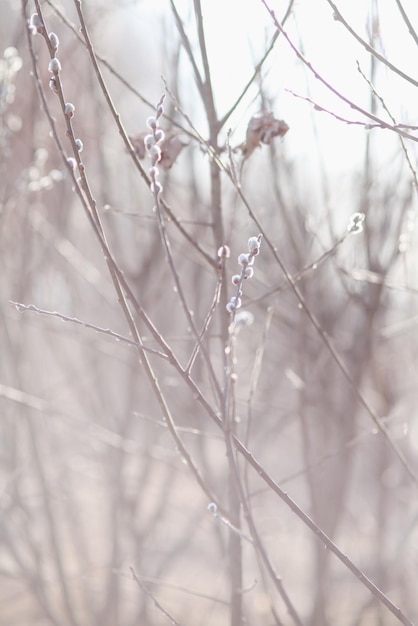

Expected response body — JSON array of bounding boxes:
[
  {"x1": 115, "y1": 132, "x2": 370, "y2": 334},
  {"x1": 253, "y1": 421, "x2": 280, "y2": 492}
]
[
  {"x1": 29, "y1": 0, "x2": 226, "y2": 520},
  {"x1": 9, "y1": 302, "x2": 169, "y2": 359},
  {"x1": 147, "y1": 97, "x2": 223, "y2": 403},
  {"x1": 393, "y1": 0, "x2": 418, "y2": 46},
  {"x1": 356, "y1": 61, "x2": 418, "y2": 193},
  {"x1": 285, "y1": 88, "x2": 418, "y2": 132},
  {"x1": 130, "y1": 567, "x2": 184, "y2": 626},
  {"x1": 326, "y1": 0, "x2": 418, "y2": 89},
  {"x1": 46, "y1": 0, "x2": 215, "y2": 267},
  {"x1": 259, "y1": 0, "x2": 418, "y2": 143},
  {"x1": 169, "y1": 0, "x2": 205, "y2": 101},
  {"x1": 223, "y1": 433, "x2": 304, "y2": 626},
  {"x1": 229, "y1": 434, "x2": 414, "y2": 626},
  {"x1": 186, "y1": 273, "x2": 223, "y2": 374},
  {"x1": 116, "y1": 570, "x2": 228, "y2": 604},
  {"x1": 218, "y1": 0, "x2": 295, "y2": 130}
]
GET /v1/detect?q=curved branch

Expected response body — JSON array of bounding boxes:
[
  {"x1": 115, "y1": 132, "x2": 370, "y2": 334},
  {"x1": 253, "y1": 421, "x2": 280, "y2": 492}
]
[
  {"x1": 394, "y1": 0, "x2": 418, "y2": 46},
  {"x1": 326, "y1": 0, "x2": 418, "y2": 89},
  {"x1": 219, "y1": 0, "x2": 295, "y2": 131},
  {"x1": 260, "y1": 0, "x2": 418, "y2": 143}
]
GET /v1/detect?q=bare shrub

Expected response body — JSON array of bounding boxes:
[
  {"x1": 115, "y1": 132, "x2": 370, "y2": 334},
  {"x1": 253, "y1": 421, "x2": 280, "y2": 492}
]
[{"x1": 1, "y1": 1, "x2": 418, "y2": 625}]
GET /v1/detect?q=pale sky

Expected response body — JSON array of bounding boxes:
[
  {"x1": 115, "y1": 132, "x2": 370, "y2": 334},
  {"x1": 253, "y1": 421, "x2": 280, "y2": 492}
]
[{"x1": 101, "y1": 0, "x2": 418, "y2": 186}]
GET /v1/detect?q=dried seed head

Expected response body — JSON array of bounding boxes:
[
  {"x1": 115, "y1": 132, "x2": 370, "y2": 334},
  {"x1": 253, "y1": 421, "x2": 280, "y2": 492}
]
[
  {"x1": 159, "y1": 133, "x2": 187, "y2": 169},
  {"x1": 242, "y1": 112, "x2": 289, "y2": 158},
  {"x1": 129, "y1": 134, "x2": 146, "y2": 159}
]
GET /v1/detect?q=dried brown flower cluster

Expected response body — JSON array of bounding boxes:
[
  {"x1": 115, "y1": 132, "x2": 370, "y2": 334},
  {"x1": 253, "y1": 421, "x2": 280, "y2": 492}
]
[{"x1": 241, "y1": 112, "x2": 289, "y2": 157}]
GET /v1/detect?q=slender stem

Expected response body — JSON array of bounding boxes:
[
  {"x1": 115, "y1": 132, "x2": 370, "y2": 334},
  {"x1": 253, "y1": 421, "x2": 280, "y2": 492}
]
[
  {"x1": 393, "y1": 0, "x2": 418, "y2": 45},
  {"x1": 260, "y1": 0, "x2": 418, "y2": 143},
  {"x1": 218, "y1": 0, "x2": 295, "y2": 130},
  {"x1": 325, "y1": 0, "x2": 418, "y2": 88}
]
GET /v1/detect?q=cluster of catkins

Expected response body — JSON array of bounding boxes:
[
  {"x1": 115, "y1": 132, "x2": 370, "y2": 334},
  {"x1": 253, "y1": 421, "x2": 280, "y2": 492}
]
[
  {"x1": 30, "y1": 13, "x2": 61, "y2": 92},
  {"x1": 224, "y1": 235, "x2": 262, "y2": 314},
  {"x1": 143, "y1": 96, "x2": 166, "y2": 198},
  {"x1": 29, "y1": 12, "x2": 84, "y2": 170}
]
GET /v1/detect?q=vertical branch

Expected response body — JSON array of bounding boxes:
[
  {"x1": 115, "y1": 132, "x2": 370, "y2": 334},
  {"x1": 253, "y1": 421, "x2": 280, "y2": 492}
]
[
  {"x1": 223, "y1": 236, "x2": 263, "y2": 626},
  {"x1": 192, "y1": 0, "x2": 224, "y2": 247},
  {"x1": 362, "y1": 1, "x2": 378, "y2": 270},
  {"x1": 189, "y1": 3, "x2": 242, "y2": 624}
]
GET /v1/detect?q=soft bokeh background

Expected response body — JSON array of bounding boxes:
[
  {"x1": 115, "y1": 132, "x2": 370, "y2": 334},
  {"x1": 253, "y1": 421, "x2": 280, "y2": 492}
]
[{"x1": 1, "y1": 1, "x2": 418, "y2": 625}]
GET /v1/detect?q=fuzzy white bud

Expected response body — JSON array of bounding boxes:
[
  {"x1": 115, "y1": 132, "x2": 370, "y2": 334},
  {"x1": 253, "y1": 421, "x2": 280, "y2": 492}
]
[
  {"x1": 48, "y1": 57, "x2": 61, "y2": 73},
  {"x1": 64, "y1": 102, "x2": 75, "y2": 118},
  {"x1": 230, "y1": 296, "x2": 242, "y2": 309},
  {"x1": 248, "y1": 236, "x2": 259, "y2": 250},
  {"x1": 67, "y1": 157, "x2": 77, "y2": 170},
  {"x1": 207, "y1": 502, "x2": 218, "y2": 516},
  {"x1": 347, "y1": 212, "x2": 365, "y2": 234},
  {"x1": 29, "y1": 13, "x2": 43, "y2": 33},
  {"x1": 30, "y1": 13, "x2": 42, "y2": 27},
  {"x1": 49, "y1": 32, "x2": 60, "y2": 51},
  {"x1": 238, "y1": 253, "x2": 254, "y2": 267},
  {"x1": 154, "y1": 129, "x2": 165, "y2": 143},
  {"x1": 218, "y1": 245, "x2": 230, "y2": 259},
  {"x1": 234, "y1": 310, "x2": 254, "y2": 328},
  {"x1": 146, "y1": 116, "x2": 157, "y2": 130},
  {"x1": 149, "y1": 144, "x2": 161, "y2": 162},
  {"x1": 144, "y1": 134, "x2": 155, "y2": 150},
  {"x1": 150, "y1": 180, "x2": 163, "y2": 196}
]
